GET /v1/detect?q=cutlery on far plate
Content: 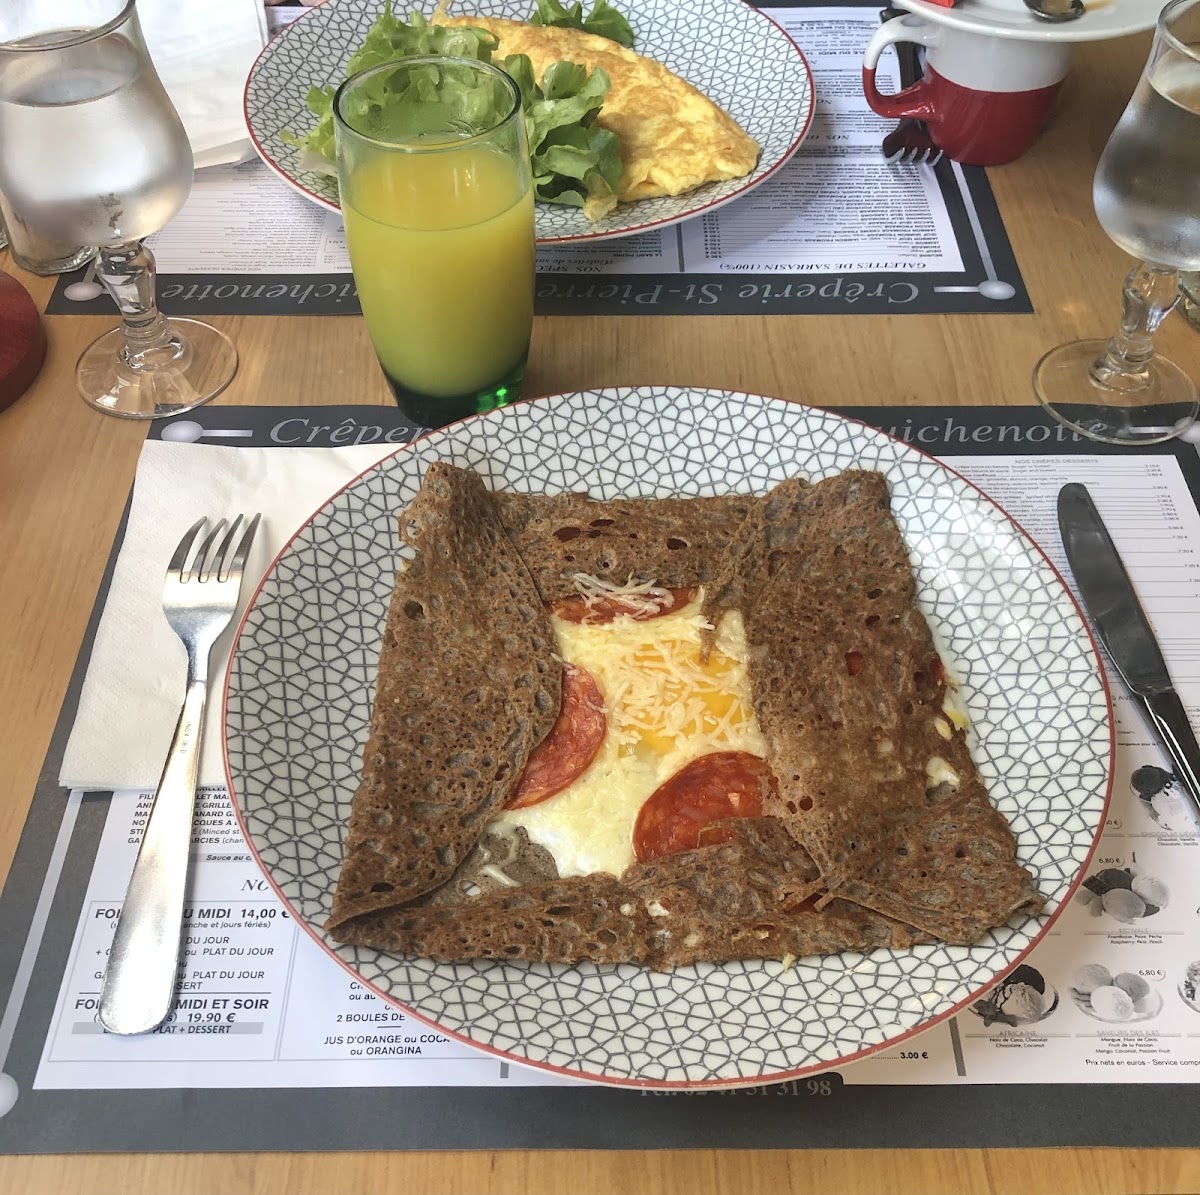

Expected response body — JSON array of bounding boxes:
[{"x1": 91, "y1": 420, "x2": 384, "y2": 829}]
[
  {"x1": 1058, "y1": 482, "x2": 1200, "y2": 815},
  {"x1": 879, "y1": 6, "x2": 944, "y2": 166},
  {"x1": 1023, "y1": 0, "x2": 1085, "y2": 22},
  {"x1": 98, "y1": 513, "x2": 262, "y2": 1035}
]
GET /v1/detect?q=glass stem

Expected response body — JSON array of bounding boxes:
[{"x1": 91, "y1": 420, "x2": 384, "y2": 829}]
[
  {"x1": 1089, "y1": 262, "x2": 1181, "y2": 392},
  {"x1": 96, "y1": 241, "x2": 179, "y2": 369}
]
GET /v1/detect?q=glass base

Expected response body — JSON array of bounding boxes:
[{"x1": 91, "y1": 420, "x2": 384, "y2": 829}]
[
  {"x1": 9, "y1": 242, "x2": 94, "y2": 277},
  {"x1": 383, "y1": 354, "x2": 527, "y2": 430},
  {"x1": 76, "y1": 318, "x2": 237, "y2": 420},
  {"x1": 1033, "y1": 339, "x2": 1199, "y2": 446}
]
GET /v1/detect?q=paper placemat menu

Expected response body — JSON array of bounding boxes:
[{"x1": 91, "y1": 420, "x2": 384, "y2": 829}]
[
  {"x1": 31, "y1": 450, "x2": 1200, "y2": 1095},
  {"x1": 46, "y1": 5, "x2": 1027, "y2": 318}
]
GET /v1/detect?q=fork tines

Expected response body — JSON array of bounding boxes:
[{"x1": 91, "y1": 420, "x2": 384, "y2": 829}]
[
  {"x1": 878, "y1": 5, "x2": 944, "y2": 166},
  {"x1": 882, "y1": 124, "x2": 945, "y2": 165},
  {"x1": 170, "y1": 514, "x2": 262, "y2": 583}
]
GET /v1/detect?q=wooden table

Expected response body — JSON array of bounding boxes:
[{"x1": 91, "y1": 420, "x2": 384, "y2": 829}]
[{"x1": 2, "y1": 27, "x2": 1199, "y2": 1195}]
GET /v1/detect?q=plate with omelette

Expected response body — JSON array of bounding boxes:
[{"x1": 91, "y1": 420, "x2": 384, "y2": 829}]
[
  {"x1": 243, "y1": 0, "x2": 814, "y2": 243},
  {"x1": 223, "y1": 388, "x2": 1112, "y2": 1088}
]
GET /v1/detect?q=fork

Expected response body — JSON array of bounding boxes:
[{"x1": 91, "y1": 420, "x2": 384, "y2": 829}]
[
  {"x1": 879, "y1": 6, "x2": 944, "y2": 166},
  {"x1": 98, "y1": 514, "x2": 261, "y2": 1035}
]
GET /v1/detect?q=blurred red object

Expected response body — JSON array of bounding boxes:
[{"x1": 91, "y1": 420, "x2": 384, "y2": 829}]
[{"x1": 0, "y1": 271, "x2": 46, "y2": 412}]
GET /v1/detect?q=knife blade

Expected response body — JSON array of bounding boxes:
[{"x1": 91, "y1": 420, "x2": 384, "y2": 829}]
[{"x1": 1058, "y1": 482, "x2": 1200, "y2": 813}]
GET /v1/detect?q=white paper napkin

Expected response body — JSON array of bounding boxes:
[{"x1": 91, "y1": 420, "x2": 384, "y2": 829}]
[
  {"x1": 60, "y1": 440, "x2": 399, "y2": 792},
  {"x1": 140, "y1": 0, "x2": 268, "y2": 170}
]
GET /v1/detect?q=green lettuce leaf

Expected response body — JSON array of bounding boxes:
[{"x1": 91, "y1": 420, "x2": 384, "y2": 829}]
[
  {"x1": 505, "y1": 56, "x2": 621, "y2": 209},
  {"x1": 280, "y1": 3, "x2": 498, "y2": 173},
  {"x1": 279, "y1": 2, "x2": 627, "y2": 212},
  {"x1": 527, "y1": 0, "x2": 635, "y2": 47}
]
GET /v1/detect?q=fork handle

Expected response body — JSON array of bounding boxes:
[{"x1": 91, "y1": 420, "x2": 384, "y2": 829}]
[{"x1": 98, "y1": 675, "x2": 207, "y2": 1035}]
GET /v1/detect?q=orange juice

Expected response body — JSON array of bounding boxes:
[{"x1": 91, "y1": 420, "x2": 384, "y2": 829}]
[{"x1": 342, "y1": 143, "x2": 534, "y2": 408}]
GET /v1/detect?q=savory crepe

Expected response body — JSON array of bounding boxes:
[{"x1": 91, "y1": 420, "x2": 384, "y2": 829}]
[
  {"x1": 327, "y1": 463, "x2": 1043, "y2": 968},
  {"x1": 435, "y1": 15, "x2": 761, "y2": 219},
  {"x1": 700, "y1": 471, "x2": 1044, "y2": 942},
  {"x1": 330, "y1": 464, "x2": 563, "y2": 926}
]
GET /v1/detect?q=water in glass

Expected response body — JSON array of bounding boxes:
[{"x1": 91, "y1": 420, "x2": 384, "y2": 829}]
[
  {"x1": 0, "y1": 29, "x2": 191, "y2": 246},
  {"x1": 0, "y1": 1, "x2": 237, "y2": 418},
  {"x1": 1032, "y1": 0, "x2": 1200, "y2": 445},
  {"x1": 1093, "y1": 59, "x2": 1200, "y2": 272}
]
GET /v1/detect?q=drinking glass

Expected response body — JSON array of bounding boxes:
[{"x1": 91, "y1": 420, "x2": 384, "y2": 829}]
[
  {"x1": 1033, "y1": 0, "x2": 1200, "y2": 445},
  {"x1": 0, "y1": 0, "x2": 236, "y2": 418},
  {"x1": 0, "y1": 188, "x2": 94, "y2": 275},
  {"x1": 334, "y1": 56, "x2": 534, "y2": 429}
]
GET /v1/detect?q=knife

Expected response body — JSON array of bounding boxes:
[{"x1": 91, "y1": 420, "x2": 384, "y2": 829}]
[{"x1": 1058, "y1": 482, "x2": 1200, "y2": 814}]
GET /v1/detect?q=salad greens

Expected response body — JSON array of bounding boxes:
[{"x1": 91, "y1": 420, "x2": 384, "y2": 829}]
[
  {"x1": 280, "y1": 11, "x2": 500, "y2": 171},
  {"x1": 501, "y1": 56, "x2": 621, "y2": 209},
  {"x1": 527, "y1": 0, "x2": 635, "y2": 47},
  {"x1": 281, "y1": 2, "x2": 630, "y2": 212}
]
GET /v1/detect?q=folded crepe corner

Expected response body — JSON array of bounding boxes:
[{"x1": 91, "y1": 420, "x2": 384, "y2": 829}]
[
  {"x1": 326, "y1": 462, "x2": 1044, "y2": 967},
  {"x1": 326, "y1": 462, "x2": 563, "y2": 931},
  {"x1": 700, "y1": 469, "x2": 1043, "y2": 945}
]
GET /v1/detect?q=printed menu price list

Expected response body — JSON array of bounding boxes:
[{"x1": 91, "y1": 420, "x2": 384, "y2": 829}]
[
  {"x1": 162, "y1": 897, "x2": 281, "y2": 1038},
  {"x1": 38, "y1": 788, "x2": 555, "y2": 1089}
]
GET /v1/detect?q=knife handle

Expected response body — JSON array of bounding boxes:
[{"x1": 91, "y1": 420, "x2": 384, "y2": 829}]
[{"x1": 1142, "y1": 691, "x2": 1200, "y2": 812}]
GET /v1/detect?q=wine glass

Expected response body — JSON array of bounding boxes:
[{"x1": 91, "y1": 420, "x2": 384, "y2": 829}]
[
  {"x1": 1033, "y1": 0, "x2": 1200, "y2": 445},
  {"x1": 0, "y1": 0, "x2": 236, "y2": 419}
]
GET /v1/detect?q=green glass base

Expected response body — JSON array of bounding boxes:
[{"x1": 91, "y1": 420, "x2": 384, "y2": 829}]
[{"x1": 383, "y1": 355, "x2": 527, "y2": 430}]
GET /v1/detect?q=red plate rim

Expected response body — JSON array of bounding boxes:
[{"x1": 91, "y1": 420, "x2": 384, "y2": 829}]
[
  {"x1": 221, "y1": 386, "x2": 1115, "y2": 1090},
  {"x1": 241, "y1": 0, "x2": 816, "y2": 246}
]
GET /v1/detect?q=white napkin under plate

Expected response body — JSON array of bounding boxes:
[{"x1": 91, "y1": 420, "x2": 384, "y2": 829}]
[
  {"x1": 60, "y1": 440, "x2": 398, "y2": 792},
  {"x1": 140, "y1": 0, "x2": 268, "y2": 170}
]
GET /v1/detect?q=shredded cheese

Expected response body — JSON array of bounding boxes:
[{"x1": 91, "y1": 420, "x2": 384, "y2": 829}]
[
  {"x1": 926, "y1": 755, "x2": 961, "y2": 791},
  {"x1": 489, "y1": 589, "x2": 766, "y2": 878},
  {"x1": 479, "y1": 864, "x2": 519, "y2": 888},
  {"x1": 568, "y1": 573, "x2": 674, "y2": 621},
  {"x1": 554, "y1": 587, "x2": 760, "y2": 761},
  {"x1": 942, "y1": 684, "x2": 971, "y2": 731}
]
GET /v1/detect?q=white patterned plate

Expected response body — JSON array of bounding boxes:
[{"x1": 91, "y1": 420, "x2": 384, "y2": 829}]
[
  {"x1": 243, "y1": 0, "x2": 814, "y2": 244},
  {"x1": 223, "y1": 388, "x2": 1113, "y2": 1088}
]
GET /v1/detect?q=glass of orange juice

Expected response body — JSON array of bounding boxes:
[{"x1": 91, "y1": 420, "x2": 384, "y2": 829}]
[{"x1": 334, "y1": 56, "x2": 534, "y2": 427}]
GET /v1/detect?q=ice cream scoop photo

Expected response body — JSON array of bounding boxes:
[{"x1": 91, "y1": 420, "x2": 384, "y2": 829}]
[
  {"x1": 970, "y1": 965, "x2": 1058, "y2": 1027},
  {"x1": 1071, "y1": 964, "x2": 1165, "y2": 1022},
  {"x1": 1075, "y1": 864, "x2": 1170, "y2": 923},
  {"x1": 1180, "y1": 960, "x2": 1200, "y2": 1014},
  {"x1": 1131, "y1": 765, "x2": 1200, "y2": 835}
]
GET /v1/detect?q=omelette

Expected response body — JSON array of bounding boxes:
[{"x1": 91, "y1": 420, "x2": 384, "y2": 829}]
[
  {"x1": 326, "y1": 464, "x2": 1044, "y2": 969},
  {"x1": 436, "y1": 14, "x2": 761, "y2": 219}
]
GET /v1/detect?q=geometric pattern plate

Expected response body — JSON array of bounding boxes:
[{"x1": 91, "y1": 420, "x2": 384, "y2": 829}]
[
  {"x1": 243, "y1": 0, "x2": 815, "y2": 244},
  {"x1": 223, "y1": 388, "x2": 1113, "y2": 1088}
]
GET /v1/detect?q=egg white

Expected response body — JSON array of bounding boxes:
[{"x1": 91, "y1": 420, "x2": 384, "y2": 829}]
[{"x1": 488, "y1": 591, "x2": 766, "y2": 878}]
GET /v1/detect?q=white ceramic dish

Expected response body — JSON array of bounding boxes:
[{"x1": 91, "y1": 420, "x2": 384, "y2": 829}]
[
  {"x1": 224, "y1": 387, "x2": 1113, "y2": 1088},
  {"x1": 243, "y1": 0, "x2": 814, "y2": 244}
]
